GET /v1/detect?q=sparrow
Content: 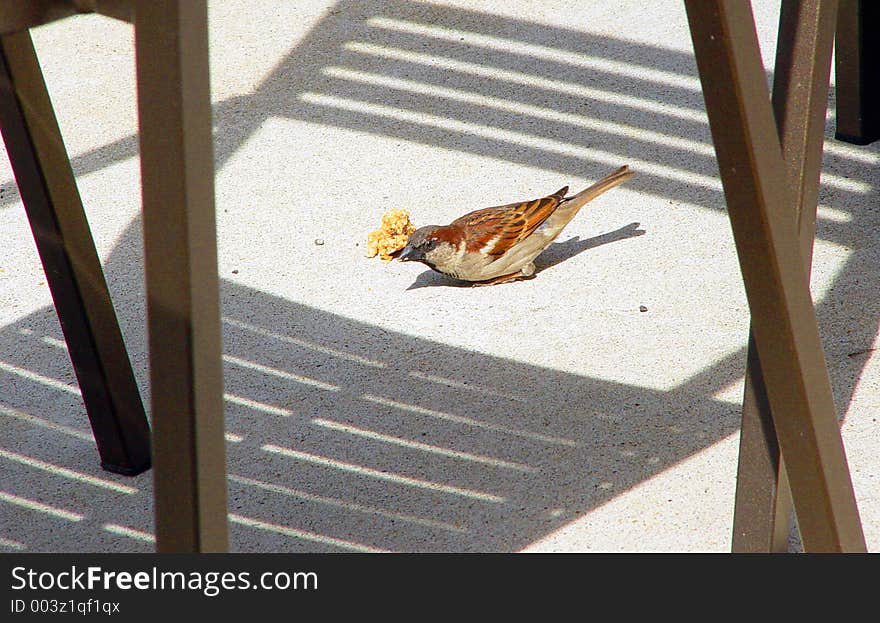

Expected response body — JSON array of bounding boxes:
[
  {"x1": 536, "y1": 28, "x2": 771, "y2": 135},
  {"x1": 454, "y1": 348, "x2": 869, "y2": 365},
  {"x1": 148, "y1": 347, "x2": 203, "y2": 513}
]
[{"x1": 396, "y1": 165, "x2": 634, "y2": 285}]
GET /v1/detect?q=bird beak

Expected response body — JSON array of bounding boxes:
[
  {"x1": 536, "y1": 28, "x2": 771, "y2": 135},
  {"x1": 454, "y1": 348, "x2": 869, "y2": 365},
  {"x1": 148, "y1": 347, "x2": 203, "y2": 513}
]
[{"x1": 395, "y1": 244, "x2": 422, "y2": 262}]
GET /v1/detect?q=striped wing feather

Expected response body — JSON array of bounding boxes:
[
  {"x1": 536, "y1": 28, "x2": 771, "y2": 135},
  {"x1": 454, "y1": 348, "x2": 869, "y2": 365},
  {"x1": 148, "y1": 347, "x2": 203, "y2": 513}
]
[{"x1": 452, "y1": 187, "x2": 568, "y2": 258}]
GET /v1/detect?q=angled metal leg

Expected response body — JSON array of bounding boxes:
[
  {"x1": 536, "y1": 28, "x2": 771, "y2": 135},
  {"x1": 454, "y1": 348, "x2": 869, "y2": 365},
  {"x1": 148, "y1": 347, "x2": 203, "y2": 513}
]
[
  {"x1": 685, "y1": 0, "x2": 865, "y2": 552},
  {"x1": 732, "y1": 0, "x2": 838, "y2": 553},
  {"x1": 0, "y1": 30, "x2": 150, "y2": 476},
  {"x1": 134, "y1": 0, "x2": 228, "y2": 552},
  {"x1": 835, "y1": 0, "x2": 880, "y2": 145},
  {"x1": 734, "y1": 338, "x2": 792, "y2": 551}
]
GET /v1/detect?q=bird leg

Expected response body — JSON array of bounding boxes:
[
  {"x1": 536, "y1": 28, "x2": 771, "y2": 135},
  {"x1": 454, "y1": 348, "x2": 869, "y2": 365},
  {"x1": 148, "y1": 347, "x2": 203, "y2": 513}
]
[{"x1": 470, "y1": 272, "x2": 533, "y2": 287}]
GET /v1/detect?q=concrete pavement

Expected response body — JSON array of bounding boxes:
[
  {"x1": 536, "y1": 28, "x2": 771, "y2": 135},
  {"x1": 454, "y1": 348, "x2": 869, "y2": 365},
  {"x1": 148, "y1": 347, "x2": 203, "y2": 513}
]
[{"x1": 0, "y1": 0, "x2": 877, "y2": 552}]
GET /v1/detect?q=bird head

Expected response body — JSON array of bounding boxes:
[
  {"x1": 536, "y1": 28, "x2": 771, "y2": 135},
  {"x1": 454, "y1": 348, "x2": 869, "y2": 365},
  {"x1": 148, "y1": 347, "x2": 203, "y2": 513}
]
[{"x1": 395, "y1": 225, "x2": 448, "y2": 265}]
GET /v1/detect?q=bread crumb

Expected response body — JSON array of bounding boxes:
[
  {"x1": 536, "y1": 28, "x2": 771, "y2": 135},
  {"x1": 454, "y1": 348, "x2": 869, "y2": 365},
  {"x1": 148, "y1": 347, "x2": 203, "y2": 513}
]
[{"x1": 366, "y1": 209, "x2": 416, "y2": 261}]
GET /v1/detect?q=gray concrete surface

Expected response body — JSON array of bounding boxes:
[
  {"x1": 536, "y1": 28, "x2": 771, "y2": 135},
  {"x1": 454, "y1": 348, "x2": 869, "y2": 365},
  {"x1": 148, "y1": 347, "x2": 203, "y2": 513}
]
[{"x1": 0, "y1": 0, "x2": 877, "y2": 552}]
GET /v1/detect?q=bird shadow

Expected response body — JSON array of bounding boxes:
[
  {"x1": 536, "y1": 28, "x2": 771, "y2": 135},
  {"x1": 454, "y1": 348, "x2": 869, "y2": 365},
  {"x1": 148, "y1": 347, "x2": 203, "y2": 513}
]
[
  {"x1": 535, "y1": 222, "x2": 646, "y2": 271},
  {"x1": 405, "y1": 222, "x2": 646, "y2": 290}
]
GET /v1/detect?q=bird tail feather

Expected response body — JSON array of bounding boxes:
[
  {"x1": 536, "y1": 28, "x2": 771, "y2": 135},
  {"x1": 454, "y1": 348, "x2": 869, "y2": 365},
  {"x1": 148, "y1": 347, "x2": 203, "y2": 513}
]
[
  {"x1": 565, "y1": 165, "x2": 634, "y2": 210},
  {"x1": 545, "y1": 165, "x2": 634, "y2": 234}
]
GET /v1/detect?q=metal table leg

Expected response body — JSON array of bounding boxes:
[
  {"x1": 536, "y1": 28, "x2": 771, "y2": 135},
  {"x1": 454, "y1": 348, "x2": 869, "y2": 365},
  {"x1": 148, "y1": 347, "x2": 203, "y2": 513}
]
[
  {"x1": 0, "y1": 29, "x2": 150, "y2": 476},
  {"x1": 134, "y1": 0, "x2": 228, "y2": 552}
]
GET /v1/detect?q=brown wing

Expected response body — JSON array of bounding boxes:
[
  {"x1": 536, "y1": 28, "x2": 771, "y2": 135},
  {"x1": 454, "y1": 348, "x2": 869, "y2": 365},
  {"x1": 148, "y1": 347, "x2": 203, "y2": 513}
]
[{"x1": 451, "y1": 187, "x2": 568, "y2": 258}]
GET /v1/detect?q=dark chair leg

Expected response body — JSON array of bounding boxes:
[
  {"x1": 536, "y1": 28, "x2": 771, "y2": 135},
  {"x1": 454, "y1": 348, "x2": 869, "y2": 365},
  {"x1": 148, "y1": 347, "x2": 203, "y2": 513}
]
[
  {"x1": 0, "y1": 30, "x2": 151, "y2": 476},
  {"x1": 835, "y1": 0, "x2": 880, "y2": 144}
]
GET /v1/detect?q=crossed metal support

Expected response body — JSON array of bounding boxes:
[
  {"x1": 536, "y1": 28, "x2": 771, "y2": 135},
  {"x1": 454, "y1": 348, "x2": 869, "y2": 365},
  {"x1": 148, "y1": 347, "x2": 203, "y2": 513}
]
[
  {"x1": 685, "y1": 0, "x2": 865, "y2": 552},
  {"x1": 731, "y1": 0, "x2": 838, "y2": 552},
  {"x1": 0, "y1": 0, "x2": 227, "y2": 552}
]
